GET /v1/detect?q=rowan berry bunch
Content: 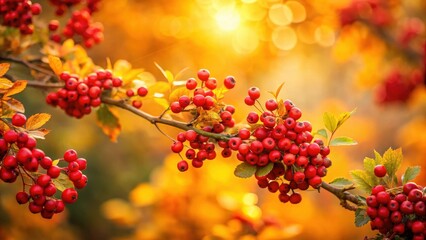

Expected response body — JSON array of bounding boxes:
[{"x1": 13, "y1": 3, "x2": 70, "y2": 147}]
[
  {"x1": 0, "y1": 0, "x2": 42, "y2": 35},
  {"x1": 235, "y1": 88, "x2": 330, "y2": 204},
  {"x1": 375, "y1": 70, "x2": 424, "y2": 104},
  {"x1": 46, "y1": 69, "x2": 122, "y2": 118},
  {"x1": 170, "y1": 69, "x2": 237, "y2": 171},
  {"x1": 125, "y1": 85, "x2": 148, "y2": 109},
  {"x1": 0, "y1": 113, "x2": 88, "y2": 219},
  {"x1": 366, "y1": 182, "x2": 425, "y2": 239},
  {"x1": 48, "y1": 0, "x2": 101, "y2": 15},
  {"x1": 49, "y1": 9, "x2": 104, "y2": 48}
]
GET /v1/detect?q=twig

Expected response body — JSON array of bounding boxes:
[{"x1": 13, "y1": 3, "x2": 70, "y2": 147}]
[
  {"x1": 0, "y1": 56, "x2": 56, "y2": 77},
  {"x1": 320, "y1": 181, "x2": 363, "y2": 211}
]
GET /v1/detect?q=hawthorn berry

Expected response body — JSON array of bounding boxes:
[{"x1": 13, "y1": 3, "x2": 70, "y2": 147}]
[{"x1": 374, "y1": 165, "x2": 387, "y2": 177}]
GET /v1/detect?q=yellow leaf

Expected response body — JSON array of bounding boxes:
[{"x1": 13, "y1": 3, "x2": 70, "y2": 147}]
[
  {"x1": 113, "y1": 59, "x2": 132, "y2": 77},
  {"x1": 154, "y1": 62, "x2": 174, "y2": 83},
  {"x1": 0, "y1": 78, "x2": 13, "y2": 90},
  {"x1": 106, "y1": 57, "x2": 112, "y2": 70},
  {"x1": 26, "y1": 113, "x2": 51, "y2": 130},
  {"x1": 74, "y1": 45, "x2": 89, "y2": 64},
  {"x1": 0, "y1": 63, "x2": 10, "y2": 77},
  {"x1": 149, "y1": 82, "x2": 171, "y2": 96},
  {"x1": 169, "y1": 87, "x2": 190, "y2": 103},
  {"x1": 28, "y1": 129, "x2": 50, "y2": 139},
  {"x1": 48, "y1": 55, "x2": 63, "y2": 75},
  {"x1": 153, "y1": 97, "x2": 170, "y2": 110},
  {"x1": 3, "y1": 98, "x2": 25, "y2": 113},
  {"x1": 5, "y1": 80, "x2": 27, "y2": 97}
]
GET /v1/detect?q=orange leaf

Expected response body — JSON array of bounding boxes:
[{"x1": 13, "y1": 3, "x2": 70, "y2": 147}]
[
  {"x1": 48, "y1": 55, "x2": 63, "y2": 75},
  {"x1": 0, "y1": 63, "x2": 10, "y2": 77},
  {"x1": 3, "y1": 98, "x2": 25, "y2": 113},
  {"x1": 5, "y1": 80, "x2": 27, "y2": 97},
  {"x1": 26, "y1": 113, "x2": 51, "y2": 130},
  {"x1": 96, "y1": 104, "x2": 121, "y2": 142}
]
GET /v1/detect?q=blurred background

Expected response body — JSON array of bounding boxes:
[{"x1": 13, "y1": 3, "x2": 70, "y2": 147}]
[{"x1": 0, "y1": 0, "x2": 425, "y2": 239}]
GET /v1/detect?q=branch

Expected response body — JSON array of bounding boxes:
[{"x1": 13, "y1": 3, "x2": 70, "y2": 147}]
[
  {"x1": 0, "y1": 56, "x2": 56, "y2": 77},
  {"x1": 320, "y1": 181, "x2": 363, "y2": 211},
  {"x1": 101, "y1": 97, "x2": 232, "y2": 141}
]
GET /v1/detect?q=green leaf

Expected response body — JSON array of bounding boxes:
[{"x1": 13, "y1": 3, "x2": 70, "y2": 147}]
[
  {"x1": 373, "y1": 150, "x2": 384, "y2": 165},
  {"x1": 315, "y1": 128, "x2": 328, "y2": 139},
  {"x1": 354, "y1": 208, "x2": 370, "y2": 227},
  {"x1": 350, "y1": 169, "x2": 374, "y2": 194},
  {"x1": 363, "y1": 157, "x2": 376, "y2": 176},
  {"x1": 323, "y1": 112, "x2": 338, "y2": 133},
  {"x1": 234, "y1": 162, "x2": 257, "y2": 178},
  {"x1": 96, "y1": 104, "x2": 121, "y2": 142},
  {"x1": 401, "y1": 166, "x2": 421, "y2": 184},
  {"x1": 52, "y1": 172, "x2": 74, "y2": 192},
  {"x1": 329, "y1": 178, "x2": 354, "y2": 188},
  {"x1": 329, "y1": 136, "x2": 357, "y2": 146},
  {"x1": 382, "y1": 148, "x2": 403, "y2": 181},
  {"x1": 255, "y1": 162, "x2": 274, "y2": 177}
]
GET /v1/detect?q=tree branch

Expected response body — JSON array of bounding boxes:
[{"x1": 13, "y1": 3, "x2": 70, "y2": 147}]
[
  {"x1": 101, "y1": 97, "x2": 232, "y2": 141},
  {"x1": 320, "y1": 181, "x2": 363, "y2": 211},
  {"x1": 0, "y1": 56, "x2": 56, "y2": 77}
]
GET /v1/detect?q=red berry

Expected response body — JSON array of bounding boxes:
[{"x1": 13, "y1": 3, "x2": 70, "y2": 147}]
[
  {"x1": 289, "y1": 193, "x2": 302, "y2": 204},
  {"x1": 137, "y1": 87, "x2": 148, "y2": 97},
  {"x1": 16, "y1": 192, "x2": 29, "y2": 204},
  {"x1": 224, "y1": 76, "x2": 236, "y2": 89},
  {"x1": 36, "y1": 174, "x2": 51, "y2": 187},
  {"x1": 62, "y1": 188, "x2": 78, "y2": 204},
  {"x1": 265, "y1": 99, "x2": 278, "y2": 111},
  {"x1": 374, "y1": 165, "x2": 387, "y2": 177},
  {"x1": 64, "y1": 149, "x2": 78, "y2": 162},
  {"x1": 248, "y1": 87, "x2": 260, "y2": 100},
  {"x1": 170, "y1": 102, "x2": 182, "y2": 113},
  {"x1": 186, "y1": 78, "x2": 197, "y2": 90},
  {"x1": 12, "y1": 113, "x2": 26, "y2": 127},
  {"x1": 193, "y1": 95, "x2": 206, "y2": 107},
  {"x1": 31, "y1": 3, "x2": 42, "y2": 15},
  {"x1": 4, "y1": 130, "x2": 18, "y2": 143},
  {"x1": 177, "y1": 160, "x2": 189, "y2": 172},
  {"x1": 47, "y1": 166, "x2": 61, "y2": 178},
  {"x1": 197, "y1": 69, "x2": 210, "y2": 81},
  {"x1": 205, "y1": 78, "x2": 217, "y2": 90},
  {"x1": 171, "y1": 141, "x2": 184, "y2": 153}
]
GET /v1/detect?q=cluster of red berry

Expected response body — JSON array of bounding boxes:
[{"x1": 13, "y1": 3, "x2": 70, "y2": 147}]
[
  {"x1": 0, "y1": 0, "x2": 41, "y2": 34},
  {"x1": 170, "y1": 69, "x2": 237, "y2": 171},
  {"x1": 339, "y1": 0, "x2": 392, "y2": 27},
  {"x1": 375, "y1": 70, "x2": 424, "y2": 104},
  {"x1": 49, "y1": 9, "x2": 103, "y2": 48},
  {"x1": 0, "y1": 113, "x2": 87, "y2": 219},
  {"x1": 366, "y1": 182, "x2": 425, "y2": 239},
  {"x1": 48, "y1": 0, "x2": 100, "y2": 15},
  {"x1": 238, "y1": 90, "x2": 330, "y2": 204},
  {"x1": 170, "y1": 70, "x2": 331, "y2": 204},
  {"x1": 46, "y1": 70, "x2": 122, "y2": 118}
]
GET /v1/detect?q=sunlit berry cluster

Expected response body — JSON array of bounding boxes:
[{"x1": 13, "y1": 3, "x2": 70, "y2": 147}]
[
  {"x1": 46, "y1": 70, "x2": 122, "y2": 118},
  {"x1": 339, "y1": 0, "x2": 392, "y2": 27},
  {"x1": 170, "y1": 69, "x2": 237, "y2": 171},
  {"x1": 0, "y1": 113, "x2": 87, "y2": 219},
  {"x1": 237, "y1": 90, "x2": 330, "y2": 204},
  {"x1": 366, "y1": 183, "x2": 425, "y2": 239},
  {"x1": 0, "y1": 0, "x2": 42, "y2": 34},
  {"x1": 49, "y1": 9, "x2": 103, "y2": 48},
  {"x1": 48, "y1": 0, "x2": 101, "y2": 15}
]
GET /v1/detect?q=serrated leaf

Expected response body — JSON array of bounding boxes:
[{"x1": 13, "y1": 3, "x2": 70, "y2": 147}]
[
  {"x1": 373, "y1": 150, "x2": 383, "y2": 164},
  {"x1": 52, "y1": 172, "x2": 74, "y2": 192},
  {"x1": 28, "y1": 129, "x2": 50, "y2": 139},
  {"x1": 275, "y1": 82, "x2": 285, "y2": 99},
  {"x1": 355, "y1": 208, "x2": 370, "y2": 227},
  {"x1": 363, "y1": 157, "x2": 376, "y2": 175},
  {"x1": 0, "y1": 63, "x2": 10, "y2": 77},
  {"x1": 96, "y1": 104, "x2": 121, "y2": 142},
  {"x1": 350, "y1": 169, "x2": 374, "y2": 194},
  {"x1": 315, "y1": 128, "x2": 328, "y2": 139},
  {"x1": 323, "y1": 112, "x2": 338, "y2": 133},
  {"x1": 255, "y1": 162, "x2": 274, "y2": 177},
  {"x1": 402, "y1": 166, "x2": 421, "y2": 184},
  {"x1": 212, "y1": 86, "x2": 229, "y2": 100},
  {"x1": 329, "y1": 178, "x2": 354, "y2": 188},
  {"x1": 154, "y1": 62, "x2": 174, "y2": 84},
  {"x1": 329, "y1": 136, "x2": 357, "y2": 146},
  {"x1": 26, "y1": 113, "x2": 51, "y2": 130},
  {"x1": 48, "y1": 55, "x2": 63, "y2": 75},
  {"x1": 4, "y1": 80, "x2": 27, "y2": 97},
  {"x1": 169, "y1": 87, "x2": 190, "y2": 104},
  {"x1": 234, "y1": 162, "x2": 257, "y2": 178},
  {"x1": 382, "y1": 148, "x2": 402, "y2": 181}
]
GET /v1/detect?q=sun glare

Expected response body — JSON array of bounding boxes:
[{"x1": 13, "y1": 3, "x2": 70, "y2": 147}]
[{"x1": 215, "y1": 8, "x2": 241, "y2": 31}]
